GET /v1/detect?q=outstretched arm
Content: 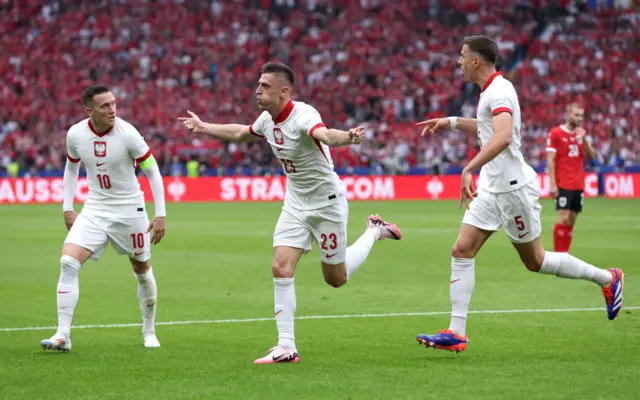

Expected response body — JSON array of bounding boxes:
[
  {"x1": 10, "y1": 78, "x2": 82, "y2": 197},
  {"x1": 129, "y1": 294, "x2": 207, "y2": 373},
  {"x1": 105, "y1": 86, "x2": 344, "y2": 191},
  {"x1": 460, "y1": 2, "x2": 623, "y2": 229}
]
[
  {"x1": 309, "y1": 126, "x2": 364, "y2": 147},
  {"x1": 178, "y1": 111, "x2": 262, "y2": 142},
  {"x1": 416, "y1": 117, "x2": 478, "y2": 136},
  {"x1": 449, "y1": 118, "x2": 478, "y2": 135}
]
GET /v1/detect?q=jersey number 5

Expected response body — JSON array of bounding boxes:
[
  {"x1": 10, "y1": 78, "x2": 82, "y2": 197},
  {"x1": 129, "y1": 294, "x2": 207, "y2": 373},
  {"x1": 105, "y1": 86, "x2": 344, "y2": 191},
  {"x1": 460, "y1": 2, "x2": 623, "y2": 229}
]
[
  {"x1": 568, "y1": 144, "x2": 579, "y2": 157},
  {"x1": 97, "y1": 174, "x2": 111, "y2": 189}
]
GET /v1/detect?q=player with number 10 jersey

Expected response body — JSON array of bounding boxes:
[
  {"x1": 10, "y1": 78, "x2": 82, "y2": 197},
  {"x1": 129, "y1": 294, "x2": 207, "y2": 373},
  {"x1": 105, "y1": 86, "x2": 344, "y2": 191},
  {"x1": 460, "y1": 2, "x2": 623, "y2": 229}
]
[{"x1": 40, "y1": 86, "x2": 167, "y2": 353}]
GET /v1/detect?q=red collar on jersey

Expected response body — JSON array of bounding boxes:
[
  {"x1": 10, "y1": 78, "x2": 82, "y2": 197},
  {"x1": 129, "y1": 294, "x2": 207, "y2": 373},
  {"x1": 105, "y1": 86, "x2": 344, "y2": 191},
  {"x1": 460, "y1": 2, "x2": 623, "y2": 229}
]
[
  {"x1": 480, "y1": 71, "x2": 503, "y2": 93},
  {"x1": 88, "y1": 119, "x2": 114, "y2": 137},
  {"x1": 272, "y1": 100, "x2": 294, "y2": 124}
]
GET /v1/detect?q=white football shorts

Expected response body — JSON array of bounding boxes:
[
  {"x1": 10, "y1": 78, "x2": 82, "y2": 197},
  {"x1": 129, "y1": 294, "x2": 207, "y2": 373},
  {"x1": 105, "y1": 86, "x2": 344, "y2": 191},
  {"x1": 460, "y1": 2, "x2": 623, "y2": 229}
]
[
  {"x1": 64, "y1": 209, "x2": 151, "y2": 262},
  {"x1": 462, "y1": 178, "x2": 542, "y2": 243},
  {"x1": 273, "y1": 196, "x2": 349, "y2": 264}
]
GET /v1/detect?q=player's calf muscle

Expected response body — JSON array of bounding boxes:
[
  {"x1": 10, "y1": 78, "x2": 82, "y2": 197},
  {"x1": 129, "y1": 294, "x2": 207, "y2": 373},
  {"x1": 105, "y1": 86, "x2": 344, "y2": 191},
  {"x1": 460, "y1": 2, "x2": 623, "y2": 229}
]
[
  {"x1": 321, "y1": 262, "x2": 347, "y2": 288},
  {"x1": 513, "y1": 240, "x2": 545, "y2": 272}
]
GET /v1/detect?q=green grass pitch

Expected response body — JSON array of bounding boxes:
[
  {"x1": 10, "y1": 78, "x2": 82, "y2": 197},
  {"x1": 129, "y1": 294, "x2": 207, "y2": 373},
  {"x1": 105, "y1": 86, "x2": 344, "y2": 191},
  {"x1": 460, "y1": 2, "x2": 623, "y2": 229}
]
[{"x1": 1, "y1": 199, "x2": 638, "y2": 399}]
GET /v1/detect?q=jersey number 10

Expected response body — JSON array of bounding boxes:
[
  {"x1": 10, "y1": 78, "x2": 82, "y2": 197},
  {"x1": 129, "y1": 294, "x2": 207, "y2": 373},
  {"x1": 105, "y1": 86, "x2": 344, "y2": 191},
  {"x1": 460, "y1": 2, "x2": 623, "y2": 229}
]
[{"x1": 97, "y1": 174, "x2": 112, "y2": 189}]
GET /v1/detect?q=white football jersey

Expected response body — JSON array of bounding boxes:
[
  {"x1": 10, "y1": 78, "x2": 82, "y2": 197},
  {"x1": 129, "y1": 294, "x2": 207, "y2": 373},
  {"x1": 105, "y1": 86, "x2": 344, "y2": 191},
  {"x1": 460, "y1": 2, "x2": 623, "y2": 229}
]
[
  {"x1": 66, "y1": 117, "x2": 151, "y2": 217},
  {"x1": 250, "y1": 101, "x2": 345, "y2": 210},
  {"x1": 476, "y1": 72, "x2": 537, "y2": 193}
]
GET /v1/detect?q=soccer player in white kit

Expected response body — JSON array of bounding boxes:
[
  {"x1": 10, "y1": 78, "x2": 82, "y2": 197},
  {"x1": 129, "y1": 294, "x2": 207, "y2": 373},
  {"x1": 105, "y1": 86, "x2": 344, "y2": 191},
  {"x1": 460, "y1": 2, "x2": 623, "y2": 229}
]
[
  {"x1": 179, "y1": 62, "x2": 402, "y2": 364},
  {"x1": 40, "y1": 86, "x2": 167, "y2": 352},
  {"x1": 414, "y1": 36, "x2": 624, "y2": 353}
]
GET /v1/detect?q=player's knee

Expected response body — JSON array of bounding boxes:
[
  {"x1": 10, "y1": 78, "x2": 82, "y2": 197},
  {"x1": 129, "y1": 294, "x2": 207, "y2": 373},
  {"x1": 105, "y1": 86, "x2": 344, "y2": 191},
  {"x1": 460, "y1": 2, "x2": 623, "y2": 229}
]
[
  {"x1": 451, "y1": 243, "x2": 475, "y2": 259},
  {"x1": 131, "y1": 260, "x2": 150, "y2": 275},
  {"x1": 60, "y1": 255, "x2": 81, "y2": 271},
  {"x1": 59, "y1": 255, "x2": 81, "y2": 283},
  {"x1": 324, "y1": 277, "x2": 346, "y2": 288},
  {"x1": 523, "y1": 261, "x2": 541, "y2": 272},
  {"x1": 271, "y1": 259, "x2": 294, "y2": 278},
  {"x1": 558, "y1": 215, "x2": 572, "y2": 226},
  {"x1": 522, "y1": 251, "x2": 545, "y2": 272}
]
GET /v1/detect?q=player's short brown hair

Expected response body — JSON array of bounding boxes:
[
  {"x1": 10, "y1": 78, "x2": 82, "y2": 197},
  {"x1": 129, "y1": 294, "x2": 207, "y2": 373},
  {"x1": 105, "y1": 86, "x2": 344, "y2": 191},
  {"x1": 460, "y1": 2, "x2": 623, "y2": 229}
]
[
  {"x1": 463, "y1": 35, "x2": 499, "y2": 65},
  {"x1": 82, "y1": 85, "x2": 111, "y2": 106},
  {"x1": 261, "y1": 62, "x2": 295, "y2": 87}
]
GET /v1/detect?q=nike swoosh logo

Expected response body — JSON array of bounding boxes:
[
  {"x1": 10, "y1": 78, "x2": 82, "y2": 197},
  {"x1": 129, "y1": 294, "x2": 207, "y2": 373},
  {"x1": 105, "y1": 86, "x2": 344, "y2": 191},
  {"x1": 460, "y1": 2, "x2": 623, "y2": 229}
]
[
  {"x1": 326, "y1": 253, "x2": 338, "y2": 258},
  {"x1": 134, "y1": 251, "x2": 144, "y2": 256},
  {"x1": 275, "y1": 310, "x2": 282, "y2": 316},
  {"x1": 518, "y1": 232, "x2": 530, "y2": 239},
  {"x1": 273, "y1": 352, "x2": 296, "y2": 362},
  {"x1": 147, "y1": 301, "x2": 156, "y2": 308},
  {"x1": 58, "y1": 290, "x2": 71, "y2": 294},
  {"x1": 450, "y1": 279, "x2": 460, "y2": 284},
  {"x1": 96, "y1": 162, "x2": 106, "y2": 166}
]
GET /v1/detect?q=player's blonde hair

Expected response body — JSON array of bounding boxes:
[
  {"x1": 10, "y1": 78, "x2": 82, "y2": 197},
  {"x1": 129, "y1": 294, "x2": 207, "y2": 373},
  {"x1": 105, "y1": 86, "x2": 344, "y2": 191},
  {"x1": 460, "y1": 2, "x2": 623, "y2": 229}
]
[{"x1": 566, "y1": 103, "x2": 584, "y2": 113}]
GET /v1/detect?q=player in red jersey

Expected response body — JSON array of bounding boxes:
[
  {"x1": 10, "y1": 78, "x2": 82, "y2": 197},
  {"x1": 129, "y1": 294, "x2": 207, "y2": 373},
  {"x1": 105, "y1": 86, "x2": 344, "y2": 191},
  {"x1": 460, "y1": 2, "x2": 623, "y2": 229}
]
[{"x1": 546, "y1": 103, "x2": 595, "y2": 252}]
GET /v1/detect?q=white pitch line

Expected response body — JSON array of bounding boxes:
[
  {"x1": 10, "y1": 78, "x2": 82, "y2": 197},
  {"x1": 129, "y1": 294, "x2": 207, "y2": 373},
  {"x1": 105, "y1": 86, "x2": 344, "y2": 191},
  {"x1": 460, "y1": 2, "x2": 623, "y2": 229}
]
[{"x1": 1, "y1": 306, "x2": 636, "y2": 333}]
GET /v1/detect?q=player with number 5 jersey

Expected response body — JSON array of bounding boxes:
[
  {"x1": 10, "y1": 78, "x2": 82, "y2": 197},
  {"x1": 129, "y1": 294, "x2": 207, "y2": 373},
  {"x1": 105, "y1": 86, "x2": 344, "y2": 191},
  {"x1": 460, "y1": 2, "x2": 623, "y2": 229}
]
[
  {"x1": 414, "y1": 36, "x2": 624, "y2": 354},
  {"x1": 40, "y1": 85, "x2": 167, "y2": 353},
  {"x1": 179, "y1": 62, "x2": 402, "y2": 364}
]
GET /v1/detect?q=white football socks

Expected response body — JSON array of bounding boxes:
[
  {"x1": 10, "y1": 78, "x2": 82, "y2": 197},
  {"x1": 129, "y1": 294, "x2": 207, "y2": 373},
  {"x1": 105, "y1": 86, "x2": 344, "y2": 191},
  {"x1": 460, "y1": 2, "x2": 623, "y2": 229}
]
[
  {"x1": 448, "y1": 257, "x2": 475, "y2": 337},
  {"x1": 345, "y1": 229, "x2": 378, "y2": 280},
  {"x1": 274, "y1": 277, "x2": 296, "y2": 351},
  {"x1": 135, "y1": 267, "x2": 158, "y2": 335},
  {"x1": 539, "y1": 251, "x2": 612, "y2": 287},
  {"x1": 57, "y1": 255, "x2": 82, "y2": 336}
]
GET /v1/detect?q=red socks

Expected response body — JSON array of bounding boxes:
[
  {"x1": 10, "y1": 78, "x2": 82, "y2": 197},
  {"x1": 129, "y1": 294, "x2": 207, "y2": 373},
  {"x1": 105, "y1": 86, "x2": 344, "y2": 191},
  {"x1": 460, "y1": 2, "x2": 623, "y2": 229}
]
[{"x1": 553, "y1": 223, "x2": 574, "y2": 252}]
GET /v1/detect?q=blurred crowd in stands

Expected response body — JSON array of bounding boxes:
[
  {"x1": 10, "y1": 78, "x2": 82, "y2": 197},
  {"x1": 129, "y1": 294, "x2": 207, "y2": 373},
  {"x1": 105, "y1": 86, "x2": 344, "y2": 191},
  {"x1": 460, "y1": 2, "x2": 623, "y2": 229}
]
[{"x1": 1, "y1": 0, "x2": 638, "y2": 177}]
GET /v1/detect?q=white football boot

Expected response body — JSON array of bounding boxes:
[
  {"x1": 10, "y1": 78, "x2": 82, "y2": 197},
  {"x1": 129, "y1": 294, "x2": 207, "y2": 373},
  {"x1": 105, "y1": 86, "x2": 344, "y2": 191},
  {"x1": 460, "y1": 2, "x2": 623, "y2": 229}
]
[
  {"x1": 40, "y1": 332, "x2": 71, "y2": 352},
  {"x1": 143, "y1": 333, "x2": 161, "y2": 348}
]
